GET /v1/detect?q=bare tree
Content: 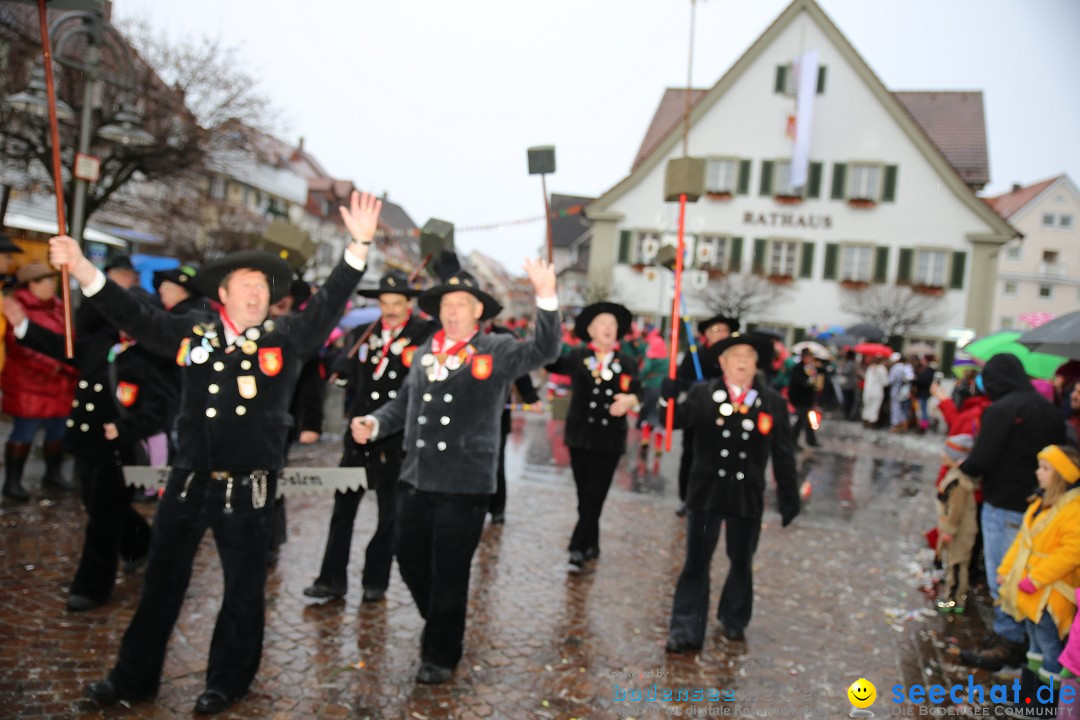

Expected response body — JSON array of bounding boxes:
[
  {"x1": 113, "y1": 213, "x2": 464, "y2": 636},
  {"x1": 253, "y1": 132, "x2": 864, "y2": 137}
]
[
  {"x1": 839, "y1": 285, "x2": 947, "y2": 339},
  {"x1": 691, "y1": 273, "x2": 792, "y2": 321},
  {"x1": 581, "y1": 279, "x2": 614, "y2": 305},
  {"x1": 0, "y1": 9, "x2": 278, "y2": 237}
]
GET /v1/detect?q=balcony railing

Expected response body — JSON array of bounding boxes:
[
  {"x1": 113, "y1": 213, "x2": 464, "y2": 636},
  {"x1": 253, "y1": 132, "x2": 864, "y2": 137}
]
[{"x1": 1038, "y1": 261, "x2": 1067, "y2": 278}]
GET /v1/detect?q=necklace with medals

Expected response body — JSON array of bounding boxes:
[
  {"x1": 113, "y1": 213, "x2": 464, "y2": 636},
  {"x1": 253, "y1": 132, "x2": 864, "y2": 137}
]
[
  {"x1": 426, "y1": 329, "x2": 474, "y2": 382},
  {"x1": 371, "y1": 320, "x2": 408, "y2": 380},
  {"x1": 585, "y1": 343, "x2": 618, "y2": 385}
]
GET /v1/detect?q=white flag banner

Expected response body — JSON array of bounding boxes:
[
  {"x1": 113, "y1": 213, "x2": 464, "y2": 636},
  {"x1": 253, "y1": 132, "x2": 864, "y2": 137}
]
[
  {"x1": 790, "y1": 50, "x2": 819, "y2": 189},
  {"x1": 122, "y1": 466, "x2": 368, "y2": 497}
]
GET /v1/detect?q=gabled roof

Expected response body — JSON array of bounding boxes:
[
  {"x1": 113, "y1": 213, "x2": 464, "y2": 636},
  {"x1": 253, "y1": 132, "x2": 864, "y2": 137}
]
[
  {"x1": 591, "y1": 0, "x2": 1016, "y2": 241},
  {"x1": 551, "y1": 193, "x2": 594, "y2": 249},
  {"x1": 984, "y1": 175, "x2": 1064, "y2": 219},
  {"x1": 633, "y1": 88, "x2": 707, "y2": 171},
  {"x1": 893, "y1": 92, "x2": 989, "y2": 189}
]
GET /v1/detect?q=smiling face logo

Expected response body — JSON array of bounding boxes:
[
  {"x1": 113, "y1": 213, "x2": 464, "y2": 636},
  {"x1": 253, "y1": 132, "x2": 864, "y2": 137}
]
[{"x1": 848, "y1": 678, "x2": 876, "y2": 717}]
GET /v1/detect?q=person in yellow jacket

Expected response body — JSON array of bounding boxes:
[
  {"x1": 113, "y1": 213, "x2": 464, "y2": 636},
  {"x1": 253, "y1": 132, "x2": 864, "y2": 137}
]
[{"x1": 998, "y1": 444, "x2": 1080, "y2": 687}]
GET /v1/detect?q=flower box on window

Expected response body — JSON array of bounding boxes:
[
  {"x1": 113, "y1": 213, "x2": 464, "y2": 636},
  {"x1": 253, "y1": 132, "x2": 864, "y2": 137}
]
[
  {"x1": 847, "y1": 197, "x2": 877, "y2": 209},
  {"x1": 911, "y1": 283, "x2": 945, "y2": 297},
  {"x1": 839, "y1": 279, "x2": 870, "y2": 290},
  {"x1": 706, "y1": 268, "x2": 728, "y2": 279},
  {"x1": 774, "y1": 195, "x2": 803, "y2": 205},
  {"x1": 630, "y1": 263, "x2": 646, "y2": 273},
  {"x1": 705, "y1": 191, "x2": 733, "y2": 202},
  {"x1": 767, "y1": 274, "x2": 795, "y2": 286}
]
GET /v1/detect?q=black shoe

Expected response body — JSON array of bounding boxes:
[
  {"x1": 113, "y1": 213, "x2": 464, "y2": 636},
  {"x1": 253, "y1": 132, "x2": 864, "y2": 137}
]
[
  {"x1": 361, "y1": 587, "x2": 386, "y2": 603},
  {"x1": 302, "y1": 582, "x2": 345, "y2": 599},
  {"x1": 959, "y1": 633, "x2": 1027, "y2": 671},
  {"x1": 86, "y1": 678, "x2": 154, "y2": 705},
  {"x1": 665, "y1": 637, "x2": 700, "y2": 654},
  {"x1": 583, "y1": 546, "x2": 600, "y2": 561},
  {"x1": 489, "y1": 513, "x2": 505, "y2": 525},
  {"x1": 194, "y1": 688, "x2": 236, "y2": 715},
  {"x1": 416, "y1": 662, "x2": 453, "y2": 684},
  {"x1": 720, "y1": 624, "x2": 746, "y2": 641},
  {"x1": 122, "y1": 553, "x2": 148, "y2": 574},
  {"x1": 266, "y1": 548, "x2": 280, "y2": 567},
  {"x1": 67, "y1": 593, "x2": 102, "y2": 612},
  {"x1": 568, "y1": 550, "x2": 585, "y2": 568},
  {"x1": 675, "y1": 501, "x2": 687, "y2": 517}
]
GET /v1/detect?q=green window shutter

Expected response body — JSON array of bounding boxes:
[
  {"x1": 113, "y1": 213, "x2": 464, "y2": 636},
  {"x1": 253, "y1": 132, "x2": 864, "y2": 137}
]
[
  {"x1": 792, "y1": 327, "x2": 806, "y2": 344},
  {"x1": 831, "y1": 163, "x2": 847, "y2": 200},
  {"x1": 760, "y1": 160, "x2": 774, "y2": 196},
  {"x1": 950, "y1": 251, "x2": 967, "y2": 289},
  {"x1": 807, "y1": 162, "x2": 823, "y2": 199},
  {"x1": 873, "y1": 246, "x2": 889, "y2": 283},
  {"x1": 897, "y1": 248, "x2": 914, "y2": 284},
  {"x1": 729, "y1": 236, "x2": 743, "y2": 272},
  {"x1": 618, "y1": 230, "x2": 632, "y2": 264},
  {"x1": 799, "y1": 242, "x2": 815, "y2": 279},
  {"x1": 822, "y1": 243, "x2": 839, "y2": 280},
  {"x1": 882, "y1": 165, "x2": 899, "y2": 202},
  {"x1": 752, "y1": 238, "x2": 768, "y2": 275},
  {"x1": 736, "y1": 160, "x2": 751, "y2": 195},
  {"x1": 816, "y1": 66, "x2": 827, "y2": 94},
  {"x1": 774, "y1": 65, "x2": 788, "y2": 94}
]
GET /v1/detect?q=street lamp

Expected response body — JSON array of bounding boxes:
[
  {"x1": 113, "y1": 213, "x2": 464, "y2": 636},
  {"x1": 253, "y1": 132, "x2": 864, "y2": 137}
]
[{"x1": 4, "y1": 5, "x2": 155, "y2": 246}]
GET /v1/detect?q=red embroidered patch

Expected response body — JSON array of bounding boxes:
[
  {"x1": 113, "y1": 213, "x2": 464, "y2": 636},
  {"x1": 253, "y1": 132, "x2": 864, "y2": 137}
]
[
  {"x1": 402, "y1": 345, "x2": 417, "y2": 368},
  {"x1": 757, "y1": 412, "x2": 773, "y2": 435},
  {"x1": 619, "y1": 374, "x2": 631, "y2": 392},
  {"x1": 471, "y1": 354, "x2": 493, "y2": 380},
  {"x1": 258, "y1": 347, "x2": 283, "y2": 377},
  {"x1": 117, "y1": 382, "x2": 139, "y2": 408}
]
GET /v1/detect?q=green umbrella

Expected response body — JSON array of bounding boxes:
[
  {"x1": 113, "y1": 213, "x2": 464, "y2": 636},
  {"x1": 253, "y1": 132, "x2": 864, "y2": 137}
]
[{"x1": 962, "y1": 331, "x2": 1066, "y2": 380}]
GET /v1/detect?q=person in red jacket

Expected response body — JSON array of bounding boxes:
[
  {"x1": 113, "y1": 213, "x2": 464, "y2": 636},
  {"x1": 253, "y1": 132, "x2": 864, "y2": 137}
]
[{"x1": 2, "y1": 261, "x2": 78, "y2": 500}]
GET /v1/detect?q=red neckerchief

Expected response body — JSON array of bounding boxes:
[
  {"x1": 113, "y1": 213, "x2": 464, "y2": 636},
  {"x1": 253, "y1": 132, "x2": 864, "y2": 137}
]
[
  {"x1": 724, "y1": 379, "x2": 751, "y2": 407},
  {"x1": 371, "y1": 314, "x2": 412, "y2": 380},
  {"x1": 220, "y1": 310, "x2": 242, "y2": 339},
  {"x1": 432, "y1": 328, "x2": 477, "y2": 362}
]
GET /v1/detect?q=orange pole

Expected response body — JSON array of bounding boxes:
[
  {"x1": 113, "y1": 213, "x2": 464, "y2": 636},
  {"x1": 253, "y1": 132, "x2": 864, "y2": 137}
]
[
  {"x1": 36, "y1": 0, "x2": 74, "y2": 358},
  {"x1": 663, "y1": 193, "x2": 688, "y2": 451}
]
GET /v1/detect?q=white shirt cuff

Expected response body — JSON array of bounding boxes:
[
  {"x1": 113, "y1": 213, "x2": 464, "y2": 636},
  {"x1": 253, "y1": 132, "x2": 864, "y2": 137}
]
[
  {"x1": 536, "y1": 295, "x2": 558, "y2": 312},
  {"x1": 83, "y1": 269, "x2": 107, "y2": 297},
  {"x1": 344, "y1": 247, "x2": 368, "y2": 271},
  {"x1": 13, "y1": 318, "x2": 28, "y2": 339},
  {"x1": 365, "y1": 415, "x2": 380, "y2": 440}
]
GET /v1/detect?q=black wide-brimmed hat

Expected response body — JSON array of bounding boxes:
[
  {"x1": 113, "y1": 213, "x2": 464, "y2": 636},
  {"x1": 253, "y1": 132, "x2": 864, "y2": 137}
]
[
  {"x1": 191, "y1": 250, "x2": 294, "y2": 303},
  {"x1": 104, "y1": 254, "x2": 136, "y2": 272},
  {"x1": 573, "y1": 302, "x2": 632, "y2": 342},
  {"x1": 700, "y1": 332, "x2": 775, "y2": 375},
  {"x1": 357, "y1": 270, "x2": 422, "y2": 299},
  {"x1": 417, "y1": 270, "x2": 502, "y2": 321},
  {"x1": 697, "y1": 313, "x2": 741, "y2": 336},
  {"x1": 153, "y1": 265, "x2": 199, "y2": 294},
  {"x1": 0, "y1": 232, "x2": 23, "y2": 255}
]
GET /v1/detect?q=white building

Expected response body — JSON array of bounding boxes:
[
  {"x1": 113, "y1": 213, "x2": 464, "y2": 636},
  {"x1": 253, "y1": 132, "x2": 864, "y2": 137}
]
[
  {"x1": 583, "y1": 0, "x2": 1017, "y2": 361},
  {"x1": 988, "y1": 175, "x2": 1080, "y2": 331}
]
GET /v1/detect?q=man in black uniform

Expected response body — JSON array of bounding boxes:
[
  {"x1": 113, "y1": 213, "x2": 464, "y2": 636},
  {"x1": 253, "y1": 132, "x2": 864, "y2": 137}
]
[
  {"x1": 48, "y1": 190, "x2": 381, "y2": 715},
  {"x1": 662, "y1": 333, "x2": 800, "y2": 652},
  {"x1": 674, "y1": 314, "x2": 738, "y2": 516},
  {"x1": 789, "y1": 348, "x2": 821, "y2": 449},
  {"x1": 352, "y1": 261, "x2": 560, "y2": 684},
  {"x1": 304, "y1": 270, "x2": 434, "y2": 601}
]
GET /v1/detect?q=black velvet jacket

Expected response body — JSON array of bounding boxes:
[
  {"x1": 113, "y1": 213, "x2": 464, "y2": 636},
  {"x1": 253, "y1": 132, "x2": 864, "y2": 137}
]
[{"x1": 548, "y1": 345, "x2": 643, "y2": 455}]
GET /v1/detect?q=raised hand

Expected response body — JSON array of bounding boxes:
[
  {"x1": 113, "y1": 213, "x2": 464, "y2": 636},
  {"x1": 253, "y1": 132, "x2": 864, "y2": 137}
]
[
  {"x1": 48, "y1": 235, "x2": 97, "y2": 286},
  {"x1": 2, "y1": 296, "x2": 26, "y2": 327},
  {"x1": 339, "y1": 191, "x2": 383, "y2": 260},
  {"x1": 523, "y1": 257, "x2": 556, "y2": 299}
]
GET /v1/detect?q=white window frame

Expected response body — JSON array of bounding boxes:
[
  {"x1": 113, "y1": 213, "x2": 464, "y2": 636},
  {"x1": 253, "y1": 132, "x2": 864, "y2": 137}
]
[
  {"x1": 773, "y1": 160, "x2": 799, "y2": 197},
  {"x1": 1003, "y1": 281, "x2": 1018, "y2": 297},
  {"x1": 695, "y1": 235, "x2": 728, "y2": 270},
  {"x1": 768, "y1": 239, "x2": 799, "y2": 277},
  {"x1": 1060, "y1": 214, "x2": 1073, "y2": 229},
  {"x1": 847, "y1": 163, "x2": 883, "y2": 201},
  {"x1": 1042, "y1": 213, "x2": 1056, "y2": 227},
  {"x1": 1038, "y1": 284, "x2": 1054, "y2": 300},
  {"x1": 839, "y1": 244, "x2": 874, "y2": 282},
  {"x1": 913, "y1": 248, "x2": 948, "y2": 287},
  {"x1": 1004, "y1": 241, "x2": 1022, "y2": 262},
  {"x1": 705, "y1": 158, "x2": 739, "y2": 194},
  {"x1": 1001, "y1": 317, "x2": 1014, "y2": 330},
  {"x1": 634, "y1": 231, "x2": 662, "y2": 265}
]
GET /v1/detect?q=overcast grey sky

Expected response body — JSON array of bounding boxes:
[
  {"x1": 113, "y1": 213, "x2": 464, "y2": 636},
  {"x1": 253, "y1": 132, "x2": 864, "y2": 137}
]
[{"x1": 113, "y1": 0, "x2": 1080, "y2": 273}]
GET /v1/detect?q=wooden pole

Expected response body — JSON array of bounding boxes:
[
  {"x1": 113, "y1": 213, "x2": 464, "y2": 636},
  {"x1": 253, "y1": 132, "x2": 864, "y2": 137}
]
[
  {"x1": 35, "y1": 0, "x2": 74, "y2": 358},
  {"x1": 663, "y1": 193, "x2": 688, "y2": 451}
]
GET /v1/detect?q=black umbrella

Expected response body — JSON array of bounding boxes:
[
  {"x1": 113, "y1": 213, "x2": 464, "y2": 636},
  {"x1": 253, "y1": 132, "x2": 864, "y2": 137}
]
[
  {"x1": 1018, "y1": 311, "x2": 1080, "y2": 359},
  {"x1": 846, "y1": 322, "x2": 885, "y2": 341}
]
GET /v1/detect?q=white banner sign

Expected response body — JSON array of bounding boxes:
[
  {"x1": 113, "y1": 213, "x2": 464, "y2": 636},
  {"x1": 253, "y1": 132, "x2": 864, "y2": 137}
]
[
  {"x1": 122, "y1": 467, "x2": 368, "y2": 497},
  {"x1": 790, "y1": 49, "x2": 819, "y2": 189}
]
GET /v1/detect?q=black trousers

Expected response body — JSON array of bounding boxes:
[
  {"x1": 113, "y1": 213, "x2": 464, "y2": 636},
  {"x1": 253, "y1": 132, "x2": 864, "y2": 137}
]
[
  {"x1": 313, "y1": 453, "x2": 401, "y2": 592},
  {"x1": 791, "y1": 404, "x2": 818, "y2": 446},
  {"x1": 395, "y1": 486, "x2": 488, "y2": 669},
  {"x1": 568, "y1": 447, "x2": 621, "y2": 553},
  {"x1": 69, "y1": 456, "x2": 150, "y2": 603},
  {"x1": 108, "y1": 468, "x2": 276, "y2": 699},
  {"x1": 669, "y1": 510, "x2": 762, "y2": 646},
  {"x1": 677, "y1": 427, "x2": 694, "y2": 502},
  {"x1": 488, "y1": 428, "x2": 510, "y2": 516}
]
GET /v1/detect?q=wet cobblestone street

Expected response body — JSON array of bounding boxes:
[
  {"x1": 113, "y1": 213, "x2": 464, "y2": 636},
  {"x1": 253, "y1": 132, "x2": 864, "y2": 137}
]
[{"x1": 0, "y1": 411, "x2": 1016, "y2": 719}]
